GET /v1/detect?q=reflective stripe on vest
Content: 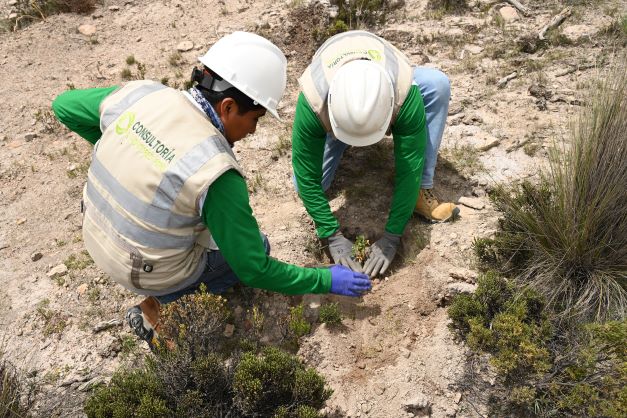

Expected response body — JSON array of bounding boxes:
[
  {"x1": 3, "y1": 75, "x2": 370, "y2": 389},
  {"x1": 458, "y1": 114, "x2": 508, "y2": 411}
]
[
  {"x1": 100, "y1": 83, "x2": 167, "y2": 132},
  {"x1": 309, "y1": 31, "x2": 400, "y2": 103},
  {"x1": 151, "y1": 135, "x2": 234, "y2": 211},
  {"x1": 85, "y1": 180, "x2": 197, "y2": 249}
]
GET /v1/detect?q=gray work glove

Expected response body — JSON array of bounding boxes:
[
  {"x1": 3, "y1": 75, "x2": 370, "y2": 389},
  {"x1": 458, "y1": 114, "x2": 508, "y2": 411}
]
[
  {"x1": 363, "y1": 231, "x2": 401, "y2": 277},
  {"x1": 327, "y1": 231, "x2": 363, "y2": 272}
]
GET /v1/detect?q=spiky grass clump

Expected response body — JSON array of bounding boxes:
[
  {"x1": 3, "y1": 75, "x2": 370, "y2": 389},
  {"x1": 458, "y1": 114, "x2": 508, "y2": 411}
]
[
  {"x1": 489, "y1": 59, "x2": 627, "y2": 322},
  {"x1": 0, "y1": 357, "x2": 30, "y2": 417}
]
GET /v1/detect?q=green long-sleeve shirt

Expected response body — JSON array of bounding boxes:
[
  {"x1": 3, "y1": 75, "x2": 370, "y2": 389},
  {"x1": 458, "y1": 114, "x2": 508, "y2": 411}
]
[
  {"x1": 292, "y1": 86, "x2": 426, "y2": 238},
  {"x1": 52, "y1": 86, "x2": 331, "y2": 295}
]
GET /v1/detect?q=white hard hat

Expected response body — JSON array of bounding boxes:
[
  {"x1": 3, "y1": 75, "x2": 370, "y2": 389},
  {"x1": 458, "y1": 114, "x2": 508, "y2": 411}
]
[
  {"x1": 198, "y1": 31, "x2": 287, "y2": 120},
  {"x1": 328, "y1": 60, "x2": 394, "y2": 147}
]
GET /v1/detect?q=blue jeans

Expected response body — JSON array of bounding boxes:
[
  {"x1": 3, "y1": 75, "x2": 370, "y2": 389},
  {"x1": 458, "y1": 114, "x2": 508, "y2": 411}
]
[
  {"x1": 295, "y1": 67, "x2": 450, "y2": 191},
  {"x1": 155, "y1": 234, "x2": 271, "y2": 304}
]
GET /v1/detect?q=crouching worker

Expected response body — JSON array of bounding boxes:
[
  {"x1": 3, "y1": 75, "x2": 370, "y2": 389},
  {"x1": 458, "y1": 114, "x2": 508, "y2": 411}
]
[
  {"x1": 52, "y1": 32, "x2": 370, "y2": 347},
  {"x1": 292, "y1": 30, "x2": 459, "y2": 278}
]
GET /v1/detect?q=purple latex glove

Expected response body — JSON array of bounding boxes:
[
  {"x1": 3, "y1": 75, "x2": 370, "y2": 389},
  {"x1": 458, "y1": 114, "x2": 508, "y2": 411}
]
[{"x1": 329, "y1": 265, "x2": 371, "y2": 297}]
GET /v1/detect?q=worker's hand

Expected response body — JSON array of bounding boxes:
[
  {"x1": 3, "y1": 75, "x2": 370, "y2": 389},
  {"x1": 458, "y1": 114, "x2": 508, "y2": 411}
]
[
  {"x1": 327, "y1": 231, "x2": 363, "y2": 272},
  {"x1": 363, "y1": 231, "x2": 401, "y2": 277},
  {"x1": 329, "y1": 265, "x2": 371, "y2": 297}
]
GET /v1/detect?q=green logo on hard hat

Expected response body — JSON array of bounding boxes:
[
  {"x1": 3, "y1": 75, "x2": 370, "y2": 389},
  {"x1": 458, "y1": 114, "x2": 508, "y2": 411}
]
[
  {"x1": 367, "y1": 49, "x2": 382, "y2": 61},
  {"x1": 115, "y1": 112, "x2": 135, "y2": 135}
]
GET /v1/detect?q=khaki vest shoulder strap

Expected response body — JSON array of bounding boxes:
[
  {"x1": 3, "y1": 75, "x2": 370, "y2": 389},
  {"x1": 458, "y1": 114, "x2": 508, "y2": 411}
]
[{"x1": 299, "y1": 30, "x2": 414, "y2": 132}]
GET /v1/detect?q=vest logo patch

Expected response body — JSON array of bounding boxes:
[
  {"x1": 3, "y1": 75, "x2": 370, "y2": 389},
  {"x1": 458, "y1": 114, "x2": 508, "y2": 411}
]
[
  {"x1": 113, "y1": 111, "x2": 177, "y2": 171},
  {"x1": 325, "y1": 48, "x2": 383, "y2": 68}
]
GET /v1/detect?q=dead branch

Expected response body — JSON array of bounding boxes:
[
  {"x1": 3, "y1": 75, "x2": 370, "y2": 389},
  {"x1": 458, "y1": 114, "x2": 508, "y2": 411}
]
[
  {"x1": 505, "y1": 0, "x2": 531, "y2": 16},
  {"x1": 538, "y1": 7, "x2": 572, "y2": 41},
  {"x1": 555, "y1": 63, "x2": 596, "y2": 77},
  {"x1": 497, "y1": 71, "x2": 518, "y2": 88}
]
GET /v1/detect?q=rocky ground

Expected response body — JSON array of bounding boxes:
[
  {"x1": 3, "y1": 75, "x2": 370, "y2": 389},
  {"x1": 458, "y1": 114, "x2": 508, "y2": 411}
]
[{"x1": 0, "y1": 0, "x2": 624, "y2": 416}]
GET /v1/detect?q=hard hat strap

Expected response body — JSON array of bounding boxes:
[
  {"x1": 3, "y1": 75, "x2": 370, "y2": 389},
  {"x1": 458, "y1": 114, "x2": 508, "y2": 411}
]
[{"x1": 191, "y1": 67, "x2": 234, "y2": 93}]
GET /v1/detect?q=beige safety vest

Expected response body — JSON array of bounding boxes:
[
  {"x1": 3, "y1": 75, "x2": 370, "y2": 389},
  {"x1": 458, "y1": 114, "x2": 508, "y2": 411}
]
[
  {"x1": 299, "y1": 30, "x2": 414, "y2": 133},
  {"x1": 82, "y1": 80, "x2": 243, "y2": 295}
]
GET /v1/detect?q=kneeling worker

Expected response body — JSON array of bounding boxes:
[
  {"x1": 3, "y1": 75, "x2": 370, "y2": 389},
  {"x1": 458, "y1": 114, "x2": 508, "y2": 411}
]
[{"x1": 52, "y1": 32, "x2": 370, "y2": 346}]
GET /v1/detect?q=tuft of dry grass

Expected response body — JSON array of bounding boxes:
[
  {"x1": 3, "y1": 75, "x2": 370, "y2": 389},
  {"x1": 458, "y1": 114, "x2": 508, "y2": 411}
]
[{"x1": 490, "y1": 57, "x2": 627, "y2": 322}]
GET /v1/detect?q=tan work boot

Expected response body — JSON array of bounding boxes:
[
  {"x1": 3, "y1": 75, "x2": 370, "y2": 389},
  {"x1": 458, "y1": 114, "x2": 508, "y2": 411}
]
[{"x1": 415, "y1": 188, "x2": 459, "y2": 222}]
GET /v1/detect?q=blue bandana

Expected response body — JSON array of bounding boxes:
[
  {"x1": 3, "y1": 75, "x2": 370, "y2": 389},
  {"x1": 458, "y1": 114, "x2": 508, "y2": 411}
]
[{"x1": 188, "y1": 87, "x2": 225, "y2": 135}]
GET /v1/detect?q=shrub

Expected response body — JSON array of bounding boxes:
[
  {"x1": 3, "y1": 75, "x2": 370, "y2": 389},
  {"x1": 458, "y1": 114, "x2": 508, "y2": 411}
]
[
  {"x1": 84, "y1": 368, "x2": 171, "y2": 418},
  {"x1": 315, "y1": 0, "x2": 403, "y2": 41},
  {"x1": 449, "y1": 273, "x2": 627, "y2": 416},
  {"x1": 157, "y1": 284, "x2": 230, "y2": 357},
  {"x1": 287, "y1": 304, "x2": 311, "y2": 341},
  {"x1": 481, "y1": 59, "x2": 627, "y2": 322},
  {"x1": 318, "y1": 302, "x2": 342, "y2": 326},
  {"x1": 85, "y1": 288, "x2": 332, "y2": 417},
  {"x1": 233, "y1": 347, "x2": 332, "y2": 416}
]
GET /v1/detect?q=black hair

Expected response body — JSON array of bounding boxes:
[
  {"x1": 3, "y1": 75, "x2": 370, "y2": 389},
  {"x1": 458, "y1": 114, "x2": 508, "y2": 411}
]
[{"x1": 191, "y1": 66, "x2": 264, "y2": 115}]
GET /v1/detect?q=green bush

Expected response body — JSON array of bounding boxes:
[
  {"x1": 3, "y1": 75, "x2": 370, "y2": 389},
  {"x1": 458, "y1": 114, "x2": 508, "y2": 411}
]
[
  {"x1": 84, "y1": 369, "x2": 171, "y2": 418},
  {"x1": 85, "y1": 288, "x2": 332, "y2": 417},
  {"x1": 233, "y1": 347, "x2": 331, "y2": 416},
  {"x1": 448, "y1": 274, "x2": 627, "y2": 416},
  {"x1": 478, "y1": 59, "x2": 627, "y2": 322},
  {"x1": 287, "y1": 304, "x2": 311, "y2": 340},
  {"x1": 318, "y1": 302, "x2": 342, "y2": 326}
]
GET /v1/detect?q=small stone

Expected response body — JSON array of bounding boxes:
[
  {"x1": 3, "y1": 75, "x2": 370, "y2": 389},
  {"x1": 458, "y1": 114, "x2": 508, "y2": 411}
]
[
  {"x1": 136, "y1": 36, "x2": 142, "y2": 42},
  {"x1": 465, "y1": 44, "x2": 483, "y2": 54},
  {"x1": 8, "y1": 0, "x2": 18, "y2": 6},
  {"x1": 108, "y1": 5, "x2": 120, "y2": 11},
  {"x1": 47, "y1": 264, "x2": 68, "y2": 279},
  {"x1": 78, "y1": 24, "x2": 97, "y2": 36},
  {"x1": 92, "y1": 12, "x2": 103, "y2": 19},
  {"x1": 16, "y1": 218, "x2": 26, "y2": 225},
  {"x1": 402, "y1": 393, "x2": 431, "y2": 413},
  {"x1": 93, "y1": 319, "x2": 123, "y2": 333},
  {"x1": 177, "y1": 41, "x2": 194, "y2": 52},
  {"x1": 8, "y1": 12, "x2": 17, "y2": 19},
  {"x1": 498, "y1": 6, "x2": 519, "y2": 22},
  {"x1": 76, "y1": 283, "x2": 89, "y2": 295},
  {"x1": 16, "y1": 329, "x2": 23, "y2": 336},
  {"x1": 23, "y1": 132, "x2": 37, "y2": 141},
  {"x1": 223, "y1": 323, "x2": 235, "y2": 337},
  {"x1": 454, "y1": 392, "x2": 462, "y2": 403},
  {"x1": 31, "y1": 252, "x2": 43, "y2": 262},
  {"x1": 458, "y1": 196, "x2": 485, "y2": 210}
]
